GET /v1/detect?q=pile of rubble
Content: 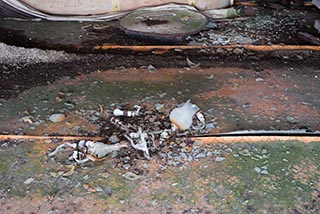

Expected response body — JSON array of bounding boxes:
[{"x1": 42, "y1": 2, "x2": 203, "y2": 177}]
[{"x1": 49, "y1": 100, "x2": 208, "y2": 166}]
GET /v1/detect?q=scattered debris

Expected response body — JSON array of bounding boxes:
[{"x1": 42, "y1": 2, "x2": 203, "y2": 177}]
[{"x1": 48, "y1": 100, "x2": 207, "y2": 165}]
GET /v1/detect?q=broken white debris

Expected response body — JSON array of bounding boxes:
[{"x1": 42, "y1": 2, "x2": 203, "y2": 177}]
[
  {"x1": 113, "y1": 105, "x2": 141, "y2": 117},
  {"x1": 170, "y1": 100, "x2": 200, "y2": 130},
  {"x1": 125, "y1": 127, "x2": 151, "y2": 160},
  {"x1": 49, "y1": 140, "x2": 127, "y2": 164},
  {"x1": 192, "y1": 112, "x2": 206, "y2": 130}
]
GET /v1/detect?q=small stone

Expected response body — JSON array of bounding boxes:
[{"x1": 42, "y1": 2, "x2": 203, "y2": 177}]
[
  {"x1": 204, "y1": 74, "x2": 214, "y2": 80},
  {"x1": 215, "y1": 157, "x2": 225, "y2": 162},
  {"x1": 216, "y1": 48, "x2": 224, "y2": 53},
  {"x1": 24, "y1": 178, "x2": 34, "y2": 185},
  {"x1": 155, "y1": 103, "x2": 165, "y2": 112},
  {"x1": 122, "y1": 164, "x2": 131, "y2": 170},
  {"x1": 95, "y1": 186, "x2": 104, "y2": 192},
  {"x1": 192, "y1": 141, "x2": 202, "y2": 148},
  {"x1": 255, "y1": 77, "x2": 264, "y2": 82},
  {"x1": 148, "y1": 64, "x2": 157, "y2": 72},
  {"x1": 225, "y1": 148, "x2": 233, "y2": 153},
  {"x1": 254, "y1": 166, "x2": 261, "y2": 174},
  {"x1": 108, "y1": 135, "x2": 120, "y2": 143},
  {"x1": 205, "y1": 123, "x2": 216, "y2": 129},
  {"x1": 260, "y1": 170, "x2": 268, "y2": 175},
  {"x1": 100, "y1": 172, "x2": 110, "y2": 178},
  {"x1": 151, "y1": 199, "x2": 158, "y2": 206},
  {"x1": 239, "y1": 149, "x2": 251, "y2": 156},
  {"x1": 19, "y1": 116, "x2": 33, "y2": 124},
  {"x1": 143, "y1": 163, "x2": 149, "y2": 169},
  {"x1": 89, "y1": 115, "x2": 99, "y2": 122},
  {"x1": 212, "y1": 150, "x2": 221, "y2": 155},
  {"x1": 122, "y1": 172, "x2": 141, "y2": 181},
  {"x1": 195, "y1": 153, "x2": 206, "y2": 159},
  {"x1": 49, "y1": 114, "x2": 66, "y2": 123},
  {"x1": 64, "y1": 102, "x2": 75, "y2": 108},
  {"x1": 233, "y1": 48, "x2": 243, "y2": 54},
  {"x1": 44, "y1": 139, "x2": 52, "y2": 144},
  {"x1": 286, "y1": 115, "x2": 299, "y2": 123}
]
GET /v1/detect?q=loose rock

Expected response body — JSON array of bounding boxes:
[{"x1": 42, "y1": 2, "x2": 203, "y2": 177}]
[{"x1": 49, "y1": 114, "x2": 66, "y2": 123}]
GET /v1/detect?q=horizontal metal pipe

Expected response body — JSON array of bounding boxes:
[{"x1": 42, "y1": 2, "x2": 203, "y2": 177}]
[{"x1": 1, "y1": 134, "x2": 319, "y2": 144}]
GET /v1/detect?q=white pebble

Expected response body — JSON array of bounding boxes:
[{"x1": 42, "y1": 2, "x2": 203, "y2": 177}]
[{"x1": 49, "y1": 114, "x2": 66, "y2": 123}]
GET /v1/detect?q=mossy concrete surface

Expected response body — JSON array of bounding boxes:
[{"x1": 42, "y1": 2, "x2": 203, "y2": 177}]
[
  {"x1": 0, "y1": 139, "x2": 319, "y2": 213},
  {"x1": 0, "y1": 65, "x2": 319, "y2": 214}
]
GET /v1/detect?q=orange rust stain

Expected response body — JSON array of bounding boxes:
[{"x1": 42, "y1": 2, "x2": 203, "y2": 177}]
[{"x1": 197, "y1": 68, "x2": 319, "y2": 123}]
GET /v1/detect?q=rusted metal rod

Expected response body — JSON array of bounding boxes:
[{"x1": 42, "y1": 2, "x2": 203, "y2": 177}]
[
  {"x1": 235, "y1": 1, "x2": 313, "y2": 6},
  {"x1": 191, "y1": 136, "x2": 320, "y2": 144},
  {"x1": 0, "y1": 134, "x2": 318, "y2": 144},
  {"x1": 94, "y1": 44, "x2": 320, "y2": 52},
  {"x1": 0, "y1": 135, "x2": 104, "y2": 141}
]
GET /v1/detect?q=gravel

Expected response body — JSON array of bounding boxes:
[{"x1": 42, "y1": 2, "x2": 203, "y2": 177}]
[{"x1": 0, "y1": 42, "x2": 78, "y2": 66}]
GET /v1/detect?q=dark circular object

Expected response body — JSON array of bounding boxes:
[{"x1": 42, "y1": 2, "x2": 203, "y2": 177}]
[{"x1": 119, "y1": 8, "x2": 208, "y2": 42}]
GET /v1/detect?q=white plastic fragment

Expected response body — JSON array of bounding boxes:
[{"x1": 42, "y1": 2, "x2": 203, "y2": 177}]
[
  {"x1": 85, "y1": 141, "x2": 127, "y2": 158},
  {"x1": 186, "y1": 57, "x2": 200, "y2": 68},
  {"x1": 113, "y1": 105, "x2": 141, "y2": 117},
  {"x1": 169, "y1": 100, "x2": 200, "y2": 130},
  {"x1": 125, "y1": 127, "x2": 151, "y2": 160},
  {"x1": 48, "y1": 140, "x2": 127, "y2": 164}
]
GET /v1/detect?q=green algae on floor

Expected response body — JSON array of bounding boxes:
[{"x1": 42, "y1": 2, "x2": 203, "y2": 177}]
[
  {"x1": 0, "y1": 70, "x2": 218, "y2": 123},
  {"x1": 0, "y1": 140, "x2": 319, "y2": 213}
]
